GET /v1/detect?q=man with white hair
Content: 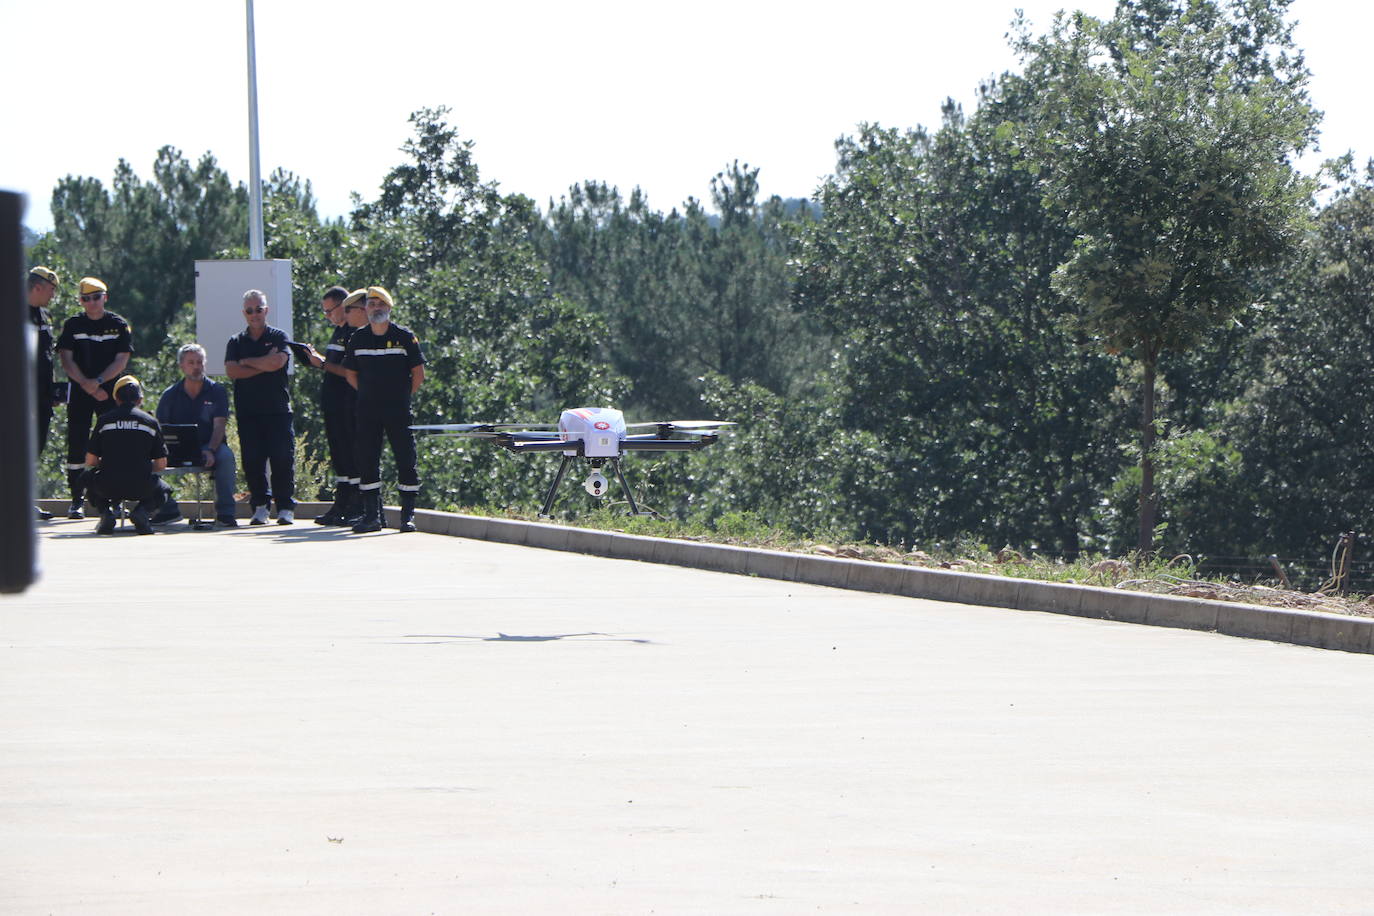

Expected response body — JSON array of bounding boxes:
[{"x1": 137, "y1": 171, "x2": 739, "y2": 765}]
[
  {"x1": 224, "y1": 289, "x2": 296, "y2": 525},
  {"x1": 154, "y1": 343, "x2": 239, "y2": 527}
]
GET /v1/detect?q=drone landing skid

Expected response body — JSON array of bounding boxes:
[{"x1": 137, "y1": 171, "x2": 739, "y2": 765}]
[{"x1": 538, "y1": 455, "x2": 646, "y2": 519}]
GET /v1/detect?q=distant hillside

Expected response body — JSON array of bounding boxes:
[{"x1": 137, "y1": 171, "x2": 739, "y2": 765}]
[
  {"x1": 701, "y1": 197, "x2": 821, "y2": 229},
  {"x1": 781, "y1": 197, "x2": 822, "y2": 220}
]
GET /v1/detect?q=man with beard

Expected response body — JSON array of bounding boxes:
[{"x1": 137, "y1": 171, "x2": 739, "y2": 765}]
[
  {"x1": 154, "y1": 343, "x2": 239, "y2": 528},
  {"x1": 56, "y1": 277, "x2": 132, "y2": 518},
  {"x1": 343, "y1": 286, "x2": 425, "y2": 533}
]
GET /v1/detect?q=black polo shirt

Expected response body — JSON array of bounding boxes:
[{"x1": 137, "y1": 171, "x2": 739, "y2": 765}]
[
  {"x1": 31, "y1": 306, "x2": 53, "y2": 394},
  {"x1": 343, "y1": 322, "x2": 425, "y2": 408},
  {"x1": 322, "y1": 323, "x2": 356, "y2": 403},
  {"x1": 56, "y1": 311, "x2": 134, "y2": 387},
  {"x1": 88, "y1": 404, "x2": 167, "y2": 493},
  {"x1": 225, "y1": 325, "x2": 291, "y2": 416}
]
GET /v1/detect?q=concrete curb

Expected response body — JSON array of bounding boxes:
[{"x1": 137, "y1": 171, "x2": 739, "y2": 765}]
[
  {"x1": 44, "y1": 499, "x2": 1367, "y2": 654},
  {"x1": 404, "y1": 509, "x2": 1374, "y2": 656}
]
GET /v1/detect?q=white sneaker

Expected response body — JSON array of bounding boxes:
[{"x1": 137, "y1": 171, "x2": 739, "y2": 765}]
[
  {"x1": 276, "y1": 510, "x2": 295, "y2": 526},
  {"x1": 250, "y1": 505, "x2": 270, "y2": 526}
]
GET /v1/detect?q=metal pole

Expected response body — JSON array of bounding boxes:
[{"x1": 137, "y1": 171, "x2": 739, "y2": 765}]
[
  {"x1": 0, "y1": 190, "x2": 37, "y2": 593},
  {"x1": 245, "y1": 0, "x2": 265, "y2": 260}
]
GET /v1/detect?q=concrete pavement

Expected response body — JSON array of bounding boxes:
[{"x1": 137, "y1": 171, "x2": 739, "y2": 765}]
[{"x1": 4, "y1": 519, "x2": 1374, "y2": 913}]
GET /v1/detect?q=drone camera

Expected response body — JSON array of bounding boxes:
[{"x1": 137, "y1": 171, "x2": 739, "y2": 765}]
[{"x1": 584, "y1": 471, "x2": 609, "y2": 497}]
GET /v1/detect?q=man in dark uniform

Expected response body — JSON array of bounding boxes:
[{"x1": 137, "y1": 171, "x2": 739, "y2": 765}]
[
  {"x1": 343, "y1": 286, "x2": 425, "y2": 533},
  {"x1": 28, "y1": 266, "x2": 59, "y2": 519},
  {"x1": 81, "y1": 375, "x2": 171, "y2": 536},
  {"x1": 305, "y1": 286, "x2": 365, "y2": 526},
  {"x1": 224, "y1": 289, "x2": 295, "y2": 525},
  {"x1": 56, "y1": 277, "x2": 133, "y2": 518}
]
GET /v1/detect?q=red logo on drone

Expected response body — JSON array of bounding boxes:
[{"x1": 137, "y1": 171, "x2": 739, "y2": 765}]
[{"x1": 594, "y1": 421, "x2": 611, "y2": 430}]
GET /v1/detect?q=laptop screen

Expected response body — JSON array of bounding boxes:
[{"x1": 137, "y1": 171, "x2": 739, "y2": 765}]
[{"x1": 161, "y1": 424, "x2": 204, "y2": 467}]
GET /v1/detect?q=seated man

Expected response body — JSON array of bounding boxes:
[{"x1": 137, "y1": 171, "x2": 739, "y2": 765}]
[
  {"x1": 154, "y1": 343, "x2": 239, "y2": 527},
  {"x1": 81, "y1": 376, "x2": 172, "y2": 536}
]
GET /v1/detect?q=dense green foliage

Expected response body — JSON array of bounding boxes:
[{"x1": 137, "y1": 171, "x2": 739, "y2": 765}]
[
  {"x1": 26, "y1": 0, "x2": 1374, "y2": 581},
  {"x1": 535, "y1": 164, "x2": 823, "y2": 417},
  {"x1": 1013, "y1": 0, "x2": 1319, "y2": 550}
]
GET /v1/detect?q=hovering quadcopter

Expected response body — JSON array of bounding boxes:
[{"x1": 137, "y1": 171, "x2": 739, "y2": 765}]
[{"x1": 413, "y1": 407, "x2": 734, "y2": 517}]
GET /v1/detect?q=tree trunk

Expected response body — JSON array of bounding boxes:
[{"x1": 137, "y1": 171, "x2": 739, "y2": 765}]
[{"x1": 1137, "y1": 357, "x2": 1158, "y2": 555}]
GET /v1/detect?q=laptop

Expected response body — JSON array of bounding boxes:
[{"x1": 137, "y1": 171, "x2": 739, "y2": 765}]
[{"x1": 161, "y1": 424, "x2": 204, "y2": 467}]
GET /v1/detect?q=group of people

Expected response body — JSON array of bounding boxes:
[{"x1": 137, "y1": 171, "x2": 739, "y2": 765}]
[{"x1": 28, "y1": 268, "x2": 427, "y2": 535}]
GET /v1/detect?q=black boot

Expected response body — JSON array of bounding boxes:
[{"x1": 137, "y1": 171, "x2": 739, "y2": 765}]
[
  {"x1": 67, "y1": 470, "x2": 86, "y2": 518},
  {"x1": 399, "y1": 491, "x2": 417, "y2": 533},
  {"x1": 129, "y1": 505, "x2": 154, "y2": 535},
  {"x1": 95, "y1": 508, "x2": 116, "y2": 535},
  {"x1": 351, "y1": 491, "x2": 383, "y2": 533},
  {"x1": 315, "y1": 482, "x2": 350, "y2": 526},
  {"x1": 338, "y1": 484, "x2": 364, "y2": 526}
]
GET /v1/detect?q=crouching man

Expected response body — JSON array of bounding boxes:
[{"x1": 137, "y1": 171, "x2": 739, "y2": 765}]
[{"x1": 81, "y1": 376, "x2": 172, "y2": 535}]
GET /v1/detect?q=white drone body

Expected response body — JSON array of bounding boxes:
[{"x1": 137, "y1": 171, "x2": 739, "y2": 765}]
[
  {"x1": 412, "y1": 406, "x2": 734, "y2": 516},
  {"x1": 558, "y1": 407, "x2": 626, "y2": 458}
]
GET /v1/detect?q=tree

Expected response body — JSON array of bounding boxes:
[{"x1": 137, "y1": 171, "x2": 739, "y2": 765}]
[
  {"x1": 793, "y1": 85, "x2": 1125, "y2": 557},
  {"x1": 1173, "y1": 162, "x2": 1374, "y2": 561},
  {"x1": 345, "y1": 108, "x2": 623, "y2": 511},
  {"x1": 1014, "y1": 0, "x2": 1320, "y2": 552},
  {"x1": 537, "y1": 164, "x2": 824, "y2": 417}
]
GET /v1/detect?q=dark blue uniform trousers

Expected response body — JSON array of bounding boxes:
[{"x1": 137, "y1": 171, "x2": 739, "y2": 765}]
[{"x1": 238, "y1": 413, "x2": 296, "y2": 511}]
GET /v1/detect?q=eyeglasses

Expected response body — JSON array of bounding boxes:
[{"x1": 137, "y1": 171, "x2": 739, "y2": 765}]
[
  {"x1": 80, "y1": 293, "x2": 105, "y2": 302},
  {"x1": 344, "y1": 305, "x2": 363, "y2": 312},
  {"x1": 323, "y1": 303, "x2": 341, "y2": 314},
  {"x1": 244, "y1": 306, "x2": 266, "y2": 314}
]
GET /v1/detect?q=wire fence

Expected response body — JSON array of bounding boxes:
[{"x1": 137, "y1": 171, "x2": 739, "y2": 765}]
[{"x1": 1193, "y1": 532, "x2": 1373, "y2": 594}]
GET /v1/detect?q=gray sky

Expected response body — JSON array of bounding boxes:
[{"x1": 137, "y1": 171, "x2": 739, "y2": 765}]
[{"x1": 6, "y1": 0, "x2": 1364, "y2": 233}]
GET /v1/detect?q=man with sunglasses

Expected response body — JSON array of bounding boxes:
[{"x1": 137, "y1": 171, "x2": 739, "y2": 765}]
[
  {"x1": 303, "y1": 286, "x2": 366, "y2": 525},
  {"x1": 55, "y1": 277, "x2": 132, "y2": 518},
  {"x1": 224, "y1": 289, "x2": 296, "y2": 525}
]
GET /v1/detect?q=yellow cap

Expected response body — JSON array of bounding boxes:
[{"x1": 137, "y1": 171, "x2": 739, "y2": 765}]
[
  {"x1": 79, "y1": 277, "x2": 108, "y2": 295},
  {"x1": 29, "y1": 266, "x2": 58, "y2": 285},
  {"x1": 366, "y1": 286, "x2": 394, "y2": 308},
  {"x1": 342, "y1": 288, "x2": 367, "y2": 309},
  {"x1": 112, "y1": 375, "x2": 141, "y2": 400}
]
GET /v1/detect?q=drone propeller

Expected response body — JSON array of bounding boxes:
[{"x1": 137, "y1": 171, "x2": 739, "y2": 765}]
[
  {"x1": 412, "y1": 422, "x2": 560, "y2": 434},
  {"x1": 625, "y1": 420, "x2": 737, "y2": 431}
]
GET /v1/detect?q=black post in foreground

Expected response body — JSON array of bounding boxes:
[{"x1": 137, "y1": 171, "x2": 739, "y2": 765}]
[{"x1": 0, "y1": 190, "x2": 37, "y2": 593}]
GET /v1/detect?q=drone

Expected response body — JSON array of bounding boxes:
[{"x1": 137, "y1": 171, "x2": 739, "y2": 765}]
[{"x1": 413, "y1": 407, "x2": 734, "y2": 517}]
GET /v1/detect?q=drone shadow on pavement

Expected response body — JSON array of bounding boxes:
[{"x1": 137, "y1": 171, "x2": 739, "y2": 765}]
[{"x1": 398, "y1": 632, "x2": 653, "y2": 645}]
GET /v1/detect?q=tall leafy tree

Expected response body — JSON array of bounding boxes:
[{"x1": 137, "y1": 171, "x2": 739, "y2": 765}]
[
  {"x1": 1014, "y1": 0, "x2": 1320, "y2": 552},
  {"x1": 41, "y1": 148, "x2": 247, "y2": 355},
  {"x1": 346, "y1": 108, "x2": 622, "y2": 510},
  {"x1": 794, "y1": 86, "x2": 1124, "y2": 557},
  {"x1": 1172, "y1": 162, "x2": 1374, "y2": 560},
  {"x1": 538, "y1": 164, "x2": 823, "y2": 416}
]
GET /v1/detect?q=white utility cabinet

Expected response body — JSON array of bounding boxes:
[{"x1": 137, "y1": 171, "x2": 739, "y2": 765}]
[{"x1": 194, "y1": 259, "x2": 294, "y2": 376}]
